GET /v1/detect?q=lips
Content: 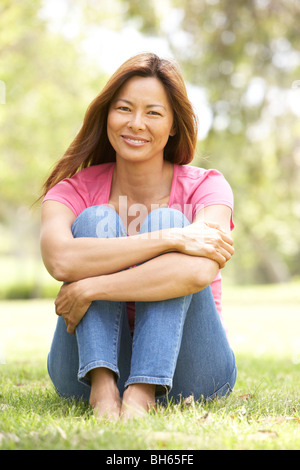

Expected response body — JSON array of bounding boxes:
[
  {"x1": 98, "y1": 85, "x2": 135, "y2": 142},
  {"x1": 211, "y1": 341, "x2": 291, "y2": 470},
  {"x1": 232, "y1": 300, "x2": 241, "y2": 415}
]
[{"x1": 121, "y1": 135, "x2": 150, "y2": 145}]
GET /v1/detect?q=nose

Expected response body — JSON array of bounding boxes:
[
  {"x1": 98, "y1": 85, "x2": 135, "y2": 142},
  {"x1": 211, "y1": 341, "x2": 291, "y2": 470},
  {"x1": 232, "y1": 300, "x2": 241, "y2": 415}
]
[{"x1": 128, "y1": 112, "x2": 146, "y2": 131}]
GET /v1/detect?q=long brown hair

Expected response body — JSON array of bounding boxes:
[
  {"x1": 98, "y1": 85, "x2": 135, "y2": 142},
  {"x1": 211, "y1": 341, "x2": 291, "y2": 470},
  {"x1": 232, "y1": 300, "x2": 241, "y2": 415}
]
[{"x1": 41, "y1": 52, "x2": 198, "y2": 197}]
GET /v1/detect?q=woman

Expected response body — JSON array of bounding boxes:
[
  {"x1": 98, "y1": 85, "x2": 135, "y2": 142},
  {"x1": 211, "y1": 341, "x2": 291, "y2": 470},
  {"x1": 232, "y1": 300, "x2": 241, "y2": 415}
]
[{"x1": 40, "y1": 52, "x2": 236, "y2": 421}]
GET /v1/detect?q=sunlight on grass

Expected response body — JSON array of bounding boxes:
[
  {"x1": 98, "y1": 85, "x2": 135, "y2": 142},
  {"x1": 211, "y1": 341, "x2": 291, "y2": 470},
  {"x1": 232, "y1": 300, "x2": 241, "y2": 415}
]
[
  {"x1": 0, "y1": 299, "x2": 57, "y2": 363},
  {"x1": 223, "y1": 282, "x2": 300, "y2": 363},
  {"x1": 0, "y1": 282, "x2": 299, "y2": 450},
  {"x1": 1, "y1": 281, "x2": 299, "y2": 364}
]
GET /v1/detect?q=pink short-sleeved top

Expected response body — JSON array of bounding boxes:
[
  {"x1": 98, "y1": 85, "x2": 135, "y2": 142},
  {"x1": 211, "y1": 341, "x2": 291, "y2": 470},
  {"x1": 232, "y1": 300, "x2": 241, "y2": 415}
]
[{"x1": 43, "y1": 162, "x2": 234, "y2": 330}]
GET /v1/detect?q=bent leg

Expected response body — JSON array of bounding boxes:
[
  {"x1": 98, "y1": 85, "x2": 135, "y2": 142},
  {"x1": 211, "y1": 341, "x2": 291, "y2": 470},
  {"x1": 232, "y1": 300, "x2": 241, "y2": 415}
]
[
  {"x1": 47, "y1": 312, "x2": 133, "y2": 402},
  {"x1": 124, "y1": 209, "x2": 192, "y2": 397},
  {"x1": 166, "y1": 286, "x2": 237, "y2": 403},
  {"x1": 124, "y1": 208, "x2": 236, "y2": 406},
  {"x1": 47, "y1": 316, "x2": 90, "y2": 401},
  {"x1": 47, "y1": 206, "x2": 132, "y2": 402}
]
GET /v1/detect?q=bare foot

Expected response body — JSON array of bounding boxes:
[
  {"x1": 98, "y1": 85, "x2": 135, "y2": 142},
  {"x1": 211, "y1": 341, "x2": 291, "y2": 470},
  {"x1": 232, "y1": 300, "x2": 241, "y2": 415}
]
[
  {"x1": 89, "y1": 368, "x2": 121, "y2": 422},
  {"x1": 121, "y1": 383, "x2": 156, "y2": 421}
]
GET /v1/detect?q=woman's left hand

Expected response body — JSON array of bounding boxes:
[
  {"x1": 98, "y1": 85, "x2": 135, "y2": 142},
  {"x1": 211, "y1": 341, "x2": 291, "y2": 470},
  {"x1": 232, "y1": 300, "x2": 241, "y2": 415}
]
[{"x1": 54, "y1": 280, "x2": 92, "y2": 335}]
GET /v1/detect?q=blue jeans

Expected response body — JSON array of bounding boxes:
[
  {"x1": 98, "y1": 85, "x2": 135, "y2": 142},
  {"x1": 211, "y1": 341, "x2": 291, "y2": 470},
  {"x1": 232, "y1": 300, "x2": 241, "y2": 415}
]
[{"x1": 47, "y1": 206, "x2": 236, "y2": 403}]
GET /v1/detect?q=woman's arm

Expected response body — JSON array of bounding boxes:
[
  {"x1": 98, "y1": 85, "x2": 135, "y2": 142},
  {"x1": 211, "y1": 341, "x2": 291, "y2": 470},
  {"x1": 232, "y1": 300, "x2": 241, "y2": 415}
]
[
  {"x1": 41, "y1": 201, "x2": 180, "y2": 282},
  {"x1": 54, "y1": 205, "x2": 234, "y2": 334},
  {"x1": 55, "y1": 253, "x2": 219, "y2": 334},
  {"x1": 40, "y1": 201, "x2": 233, "y2": 282}
]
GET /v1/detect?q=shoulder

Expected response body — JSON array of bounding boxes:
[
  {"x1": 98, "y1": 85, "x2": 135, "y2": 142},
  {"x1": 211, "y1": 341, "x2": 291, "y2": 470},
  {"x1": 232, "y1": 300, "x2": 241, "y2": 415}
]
[
  {"x1": 173, "y1": 163, "x2": 234, "y2": 207},
  {"x1": 69, "y1": 162, "x2": 115, "y2": 184},
  {"x1": 43, "y1": 163, "x2": 115, "y2": 216},
  {"x1": 176, "y1": 164, "x2": 223, "y2": 180},
  {"x1": 171, "y1": 164, "x2": 234, "y2": 226},
  {"x1": 47, "y1": 163, "x2": 114, "y2": 193},
  {"x1": 175, "y1": 164, "x2": 232, "y2": 190}
]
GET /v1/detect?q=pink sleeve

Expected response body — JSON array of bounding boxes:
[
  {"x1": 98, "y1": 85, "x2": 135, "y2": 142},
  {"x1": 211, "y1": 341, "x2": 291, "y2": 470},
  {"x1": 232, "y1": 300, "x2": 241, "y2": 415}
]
[
  {"x1": 192, "y1": 170, "x2": 235, "y2": 230},
  {"x1": 43, "y1": 177, "x2": 87, "y2": 217}
]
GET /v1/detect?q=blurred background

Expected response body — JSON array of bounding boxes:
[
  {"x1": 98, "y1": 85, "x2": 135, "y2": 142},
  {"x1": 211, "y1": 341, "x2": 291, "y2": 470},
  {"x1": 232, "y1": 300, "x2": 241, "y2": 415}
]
[{"x1": 0, "y1": 0, "x2": 300, "y2": 300}]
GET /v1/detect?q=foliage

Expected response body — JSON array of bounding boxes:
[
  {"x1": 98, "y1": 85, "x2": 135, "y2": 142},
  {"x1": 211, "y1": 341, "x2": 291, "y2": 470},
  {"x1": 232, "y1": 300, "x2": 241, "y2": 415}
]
[
  {"x1": 170, "y1": 0, "x2": 300, "y2": 283},
  {"x1": 0, "y1": 0, "x2": 300, "y2": 285},
  {"x1": 132, "y1": 0, "x2": 300, "y2": 282},
  {"x1": 0, "y1": 0, "x2": 107, "y2": 215}
]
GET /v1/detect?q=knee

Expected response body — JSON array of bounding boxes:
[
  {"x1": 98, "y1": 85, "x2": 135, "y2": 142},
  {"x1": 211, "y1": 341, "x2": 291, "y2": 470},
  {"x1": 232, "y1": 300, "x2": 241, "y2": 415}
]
[
  {"x1": 140, "y1": 208, "x2": 190, "y2": 233},
  {"x1": 72, "y1": 205, "x2": 126, "y2": 238}
]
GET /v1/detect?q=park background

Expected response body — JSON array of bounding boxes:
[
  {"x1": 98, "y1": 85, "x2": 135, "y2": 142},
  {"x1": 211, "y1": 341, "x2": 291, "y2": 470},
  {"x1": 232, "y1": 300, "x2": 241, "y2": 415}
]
[
  {"x1": 0, "y1": 0, "x2": 299, "y2": 450},
  {"x1": 1, "y1": 0, "x2": 300, "y2": 295}
]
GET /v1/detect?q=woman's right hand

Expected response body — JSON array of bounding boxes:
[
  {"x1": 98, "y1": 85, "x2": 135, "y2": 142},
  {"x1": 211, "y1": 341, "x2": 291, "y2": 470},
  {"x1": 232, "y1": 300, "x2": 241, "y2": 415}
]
[
  {"x1": 170, "y1": 221, "x2": 234, "y2": 268},
  {"x1": 55, "y1": 280, "x2": 92, "y2": 334}
]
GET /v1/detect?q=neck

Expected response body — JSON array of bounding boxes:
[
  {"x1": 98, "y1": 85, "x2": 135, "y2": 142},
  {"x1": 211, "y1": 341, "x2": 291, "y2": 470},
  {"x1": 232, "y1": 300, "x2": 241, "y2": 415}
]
[{"x1": 112, "y1": 158, "x2": 173, "y2": 204}]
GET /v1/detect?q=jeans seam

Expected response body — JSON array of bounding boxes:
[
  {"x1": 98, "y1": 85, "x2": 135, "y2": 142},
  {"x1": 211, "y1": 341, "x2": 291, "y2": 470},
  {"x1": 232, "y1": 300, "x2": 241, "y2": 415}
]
[
  {"x1": 77, "y1": 302, "x2": 124, "y2": 383},
  {"x1": 170, "y1": 295, "x2": 190, "y2": 374},
  {"x1": 113, "y1": 302, "x2": 123, "y2": 367}
]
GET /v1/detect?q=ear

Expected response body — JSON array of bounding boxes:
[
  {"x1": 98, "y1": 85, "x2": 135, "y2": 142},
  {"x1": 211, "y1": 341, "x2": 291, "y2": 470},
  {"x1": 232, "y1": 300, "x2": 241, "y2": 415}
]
[{"x1": 169, "y1": 122, "x2": 176, "y2": 137}]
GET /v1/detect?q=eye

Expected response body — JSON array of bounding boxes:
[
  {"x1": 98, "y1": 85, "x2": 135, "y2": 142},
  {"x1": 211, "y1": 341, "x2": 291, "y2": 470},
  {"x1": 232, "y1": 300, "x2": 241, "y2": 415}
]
[
  {"x1": 118, "y1": 106, "x2": 131, "y2": 112},
  {"x1": 147, "y1": 111, "x2": 162, "y2": 116}
]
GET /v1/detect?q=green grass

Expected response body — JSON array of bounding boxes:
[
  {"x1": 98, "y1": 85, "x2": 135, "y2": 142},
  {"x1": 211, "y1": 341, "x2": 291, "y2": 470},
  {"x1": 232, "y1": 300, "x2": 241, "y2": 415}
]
[{"x1": 0, "y1": 283, "x2": 299, "y2": 450}]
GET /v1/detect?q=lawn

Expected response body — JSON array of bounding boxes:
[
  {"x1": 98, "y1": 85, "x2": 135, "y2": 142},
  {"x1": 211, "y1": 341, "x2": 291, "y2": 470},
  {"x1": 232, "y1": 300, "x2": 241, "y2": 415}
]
[{"x1": 0, "y1": 282, "x2": 299, "y2": 450}]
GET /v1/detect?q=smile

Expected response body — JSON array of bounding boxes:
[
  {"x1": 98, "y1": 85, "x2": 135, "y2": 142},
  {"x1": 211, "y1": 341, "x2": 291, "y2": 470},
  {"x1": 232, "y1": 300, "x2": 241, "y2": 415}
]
[
  {"x1": 122, "y1": 135, "x2": 149, "y2": 145},
  {"x1": 127, "y1": 138, "x2": 147, "y2": 143}
]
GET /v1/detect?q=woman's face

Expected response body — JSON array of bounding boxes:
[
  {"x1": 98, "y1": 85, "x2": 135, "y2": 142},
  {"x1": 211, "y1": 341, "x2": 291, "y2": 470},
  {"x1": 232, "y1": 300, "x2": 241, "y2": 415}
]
[{"x1": 107, "y1": 76, "x2": 175, "y2": 165}]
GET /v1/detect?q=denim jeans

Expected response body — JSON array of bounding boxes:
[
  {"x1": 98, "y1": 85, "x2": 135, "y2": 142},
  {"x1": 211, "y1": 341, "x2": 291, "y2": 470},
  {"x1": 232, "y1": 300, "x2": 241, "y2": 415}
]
[{"x1": 47, "y1": 206, "x2": 237, "y2": 403}]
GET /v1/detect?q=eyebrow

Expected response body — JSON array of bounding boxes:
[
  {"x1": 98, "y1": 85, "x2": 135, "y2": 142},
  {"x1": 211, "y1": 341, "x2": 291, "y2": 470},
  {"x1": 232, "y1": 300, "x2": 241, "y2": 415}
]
[{"x1": 115, "y1": 98, "x2": 166, "y2": 110}]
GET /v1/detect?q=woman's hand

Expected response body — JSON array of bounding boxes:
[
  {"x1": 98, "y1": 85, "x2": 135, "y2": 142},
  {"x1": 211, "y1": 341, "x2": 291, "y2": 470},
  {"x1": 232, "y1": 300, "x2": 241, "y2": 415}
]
[
  {"x1": 171, "y1": 221, "x2": 234, "y2": 268},
  {"x1": 54, "y1": 280, "x2": 92, "y2": 335}
]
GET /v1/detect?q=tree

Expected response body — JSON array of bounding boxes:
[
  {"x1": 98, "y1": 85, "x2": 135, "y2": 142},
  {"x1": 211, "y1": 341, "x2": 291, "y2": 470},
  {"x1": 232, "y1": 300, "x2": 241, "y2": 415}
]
[
  {"x1": 165, "y1": 0, "x2": 300, "y2": 283},
  {"x1": 90, "y1": 0, "x2": 300, "y2": 283},
  {"x1": 0, "y1": 0, "x2": 107, "y2": 287},
  {"x1": 1, "y1": 0, "x2": 299, "y2": 287}
]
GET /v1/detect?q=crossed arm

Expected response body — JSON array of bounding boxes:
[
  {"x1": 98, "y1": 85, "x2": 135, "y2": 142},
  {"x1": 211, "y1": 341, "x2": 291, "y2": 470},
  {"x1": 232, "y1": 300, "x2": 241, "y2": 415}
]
[{"x1": 40, "y1": 201, "x2": 234, "y2": 334}]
